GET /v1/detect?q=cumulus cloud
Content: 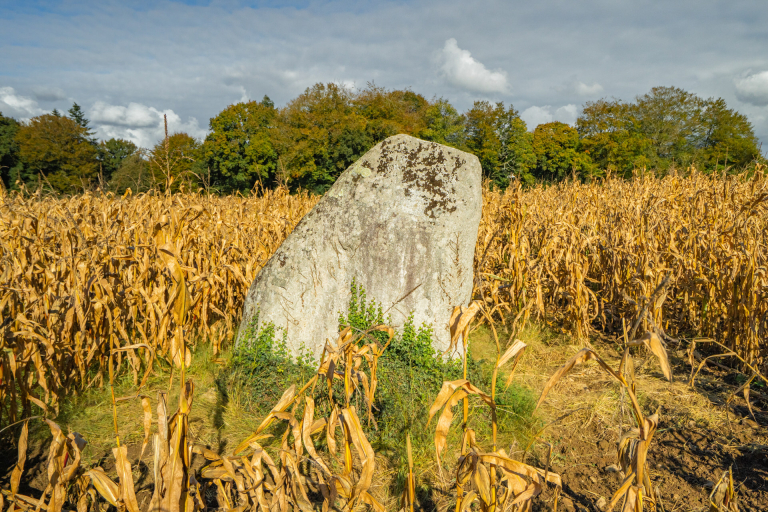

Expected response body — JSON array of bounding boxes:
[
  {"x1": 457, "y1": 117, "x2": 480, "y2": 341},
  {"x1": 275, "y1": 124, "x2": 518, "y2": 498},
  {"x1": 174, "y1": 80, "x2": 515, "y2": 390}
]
[
  {"x1": 90, "y1": 101, "x2": 207, "y2": 148},
  {"x1": 734, "y1": 71, "x2": 768, "y2": 106},
  {"x1": 573, "y1": 81, "x2": 604, "y2": 96},
  {"x1": 1, "y1": 1, "x2": 767, "y2": 148},
  {"x1": 439, "y1": 38, "x2": 509, "y2": 94},
  {"x1": 520, "y1": 104, "x2": 580, "y2": 130},
  {"x1": 520, "y1": 106, "x2": 553, "y2": 129},
  {"x1": 0, "y1": 87, "x2": 45, "y2": 118},
  {"x1": 555, "y1": 104, "x2": 579, "y2": 124}
]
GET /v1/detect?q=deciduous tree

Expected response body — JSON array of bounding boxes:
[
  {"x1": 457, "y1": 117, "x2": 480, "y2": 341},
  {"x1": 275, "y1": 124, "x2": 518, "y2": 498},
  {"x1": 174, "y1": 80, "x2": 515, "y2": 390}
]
[
  {"x1": 577, "y1": 99, "x2": 652, "y2": 176},
  {"x1": 697, "y1": 97, "x2": 760, "y2": 171},
  {"x1": 149, "y1": 132, "x2": 201, "y2": 192},
  {"x1": 465, "y1": 101, "x2": 536, "y2": 187},
  {"x1": 202, "y1": 100, "x2": 278, "y2": 193},
  {"x1": 109, "y1": 154, "x2": 150, "y2": 194},
  {"x1": 0, "y1": 112, "x2": 23, "y2": 189},
  {"x1": 532, "y1": 122, "x2": 596, "y2": 181},
  {"x1": 577, "y1": 87, "x2": 761, "y2": 174},
  {"x1": 99, "y1": 138, "x2": 138, "y2": 183},
  {"x1": 355, "y1": 83, "x2": 428, "y2": 143},
  {"x1": 15, "y1": 113, "x2": 99, "y2": 193},
  {"x1": 420, "y1": 98, "x2": 466, "y2": 149},
  {"x1": 276, "y1": 83, "x2": 367, "y2": 192},
  {"x1": 633, "y1": 86, "x2": 705, "y2": 169}
]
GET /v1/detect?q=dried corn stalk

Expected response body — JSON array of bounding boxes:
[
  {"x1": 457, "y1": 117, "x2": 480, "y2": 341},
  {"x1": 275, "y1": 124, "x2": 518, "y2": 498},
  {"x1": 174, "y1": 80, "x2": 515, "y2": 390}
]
[
  {"x1": 535, "y1": 332, "x2": 674, "y2": 512},
  {"x1": 429, "y1": 303, "x2": 561, "y2": 511},
  {"x1": 475, "y1": 168, "x2": 768, "y2": 368}
]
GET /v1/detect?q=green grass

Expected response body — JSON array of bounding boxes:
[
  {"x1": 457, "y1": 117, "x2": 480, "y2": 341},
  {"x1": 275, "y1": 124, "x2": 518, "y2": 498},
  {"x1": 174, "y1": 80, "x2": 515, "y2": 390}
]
[
  {"x1": 9, "y1": 284, "x2": 550, "y2": 510},
  {"x1": 224, "y1": 280, "x2": 541, "y2": 484},
  {"x1": 29, "y1": 343, "x2": 229, "y2": 465}
]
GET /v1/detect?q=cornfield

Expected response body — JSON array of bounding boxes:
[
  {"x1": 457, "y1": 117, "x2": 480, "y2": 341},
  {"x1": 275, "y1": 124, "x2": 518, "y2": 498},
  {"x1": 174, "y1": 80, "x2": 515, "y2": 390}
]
[
  {"x1": 0, "y1": 186, "x2": 318, "y2": 426},
  {"x1": 475, "y1": 166, "x2": 768, "y2": 369},
  {"x1": 0, "y1": 301, "x2": 687, "y2": 512},
  {"x1": 1, "y1": 166, "x2": 767, "y2": 428}
]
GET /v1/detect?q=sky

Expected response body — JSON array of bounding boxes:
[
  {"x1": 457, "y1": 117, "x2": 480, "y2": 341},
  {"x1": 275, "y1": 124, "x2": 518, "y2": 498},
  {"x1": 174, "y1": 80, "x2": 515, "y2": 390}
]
[{"x1": 1, "y1": 0, "x2": 767, "y2": 150}]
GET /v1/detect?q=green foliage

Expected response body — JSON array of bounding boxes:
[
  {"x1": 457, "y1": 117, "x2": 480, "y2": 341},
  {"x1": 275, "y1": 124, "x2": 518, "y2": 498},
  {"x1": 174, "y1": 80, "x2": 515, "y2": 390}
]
[
  {"x1": 15, "y1": 113, "x2": 99, "y2": 194},
  {"x1": 260, "y1": 95, "x2": 275, "y2": 109},
  {"x1": 0, "y1": 112, "x2": 23, "y2": 190},
  {"x1": 108, "y1": 154, "x2": 151, "y2": 194},
  {"x1": 68, "y1": 103, "x2": 92, "y2": 133},
  {"x1": 498, "y1": 112, "x2": 537, "y2": 186},
  {"x1": 355, "y1": 84, "x2": 429, "y2": 144},
  {"x1": 202, "y1": 101, "x2": 278, "y2": 193},
  {"x1": 11, "y1": 84, "x2": 761, "y2": 194},
  {"x1": 577, "y1": 99, "x2": 652, "y2": 177},
  {"x1": 224, "y1": 279, "x2": 537, "y2": 466},
  {"x1": 532, "y1": 122, "x2": 597, "y2": 181},
  {"x1": 465, "y1": 101, "x2": 503, "y2": 180},
  {"x1": 223, "y1": 311, "x2": 317, "y2": 415},
  {"x1": 420, "y1": 98, "x2": 466, "y2": 149},
  {"x1": 338, "y1": 277, "x2": 442, "y2": 372},
  {"x1": 99, "y1": 138, "x2": 138, "y2": 183},
  {"x1": 697, "y1": 97, "x2": 761, "y2": 171},
  {"x1": 149, "y1": 132, "x2": 202, "y2": 192},
  {"x1": 277, "y1": 83, "x2": 369, "y2": 193},
  {"x1": 577, "y1": 87, "x2": 761, "y2": 174},
  {"x1": 634, "y1": 86, "x2": 706, "y2": 168},
  {"x1": 465, "y1": 101, "x2": 536, "y2": 188},
  {"x1": 277, "y1": 83, "x2": 430, "y2": 193}
]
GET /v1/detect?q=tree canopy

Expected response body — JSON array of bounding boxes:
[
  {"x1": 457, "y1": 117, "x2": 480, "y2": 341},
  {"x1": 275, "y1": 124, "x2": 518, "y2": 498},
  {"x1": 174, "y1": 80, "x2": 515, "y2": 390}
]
[
  {"x1": 577, "y1": 86, "x2": 761, "y2": 176},
  {"x1": 533, "y1": 122, "x2": 596, "y2": 181},
  {"x1": 3, "y1": 85, "x2": 763, "y2": 196},
  {"x1": 16, "y1": 113, "x2": 99, "y2": 194},
  {"x1": 202, "y1": 99, "x2": 278, "y2": 193},
  {"x1": 464, "y1": 101, "x2": 537, "y2": 187},
  {"x1": 149, "y1": 132, "x2": 202, "y2": 192},
  {"x1": 99, "y1": 138, "x2": 138, "y2": 183},
  {"x1": 0, "y1": 112, "x2": 23, "y2": 190}
]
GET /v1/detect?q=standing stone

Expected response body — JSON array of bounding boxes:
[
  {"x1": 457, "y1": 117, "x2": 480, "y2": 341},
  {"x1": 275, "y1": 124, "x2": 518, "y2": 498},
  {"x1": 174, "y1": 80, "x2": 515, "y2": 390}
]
[{"x1": 237, "y1": 134, "x2": 482, "y2": 357}]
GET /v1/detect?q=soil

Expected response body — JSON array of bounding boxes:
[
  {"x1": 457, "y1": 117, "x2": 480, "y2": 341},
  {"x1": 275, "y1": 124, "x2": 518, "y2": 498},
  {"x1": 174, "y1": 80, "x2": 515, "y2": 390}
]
[
  {"x1": 0, "y1": 440, "x2": 211, "y2": 511},
  {"x1": 2, "y1": 340, "x2": 766, "y2": 512},
  {"x1": 527, "y1": 415, "x2": 767, "y2": 512},
  {"x1": 519, "y1": 348, "x2": 768, "y2": 512}
]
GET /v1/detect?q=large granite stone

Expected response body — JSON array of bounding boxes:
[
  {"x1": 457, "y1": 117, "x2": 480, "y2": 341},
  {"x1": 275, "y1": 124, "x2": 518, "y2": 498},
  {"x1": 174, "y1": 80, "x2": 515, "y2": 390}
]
[{"x1": 237, "y1": 134, "x2": 482, "y2": 357}]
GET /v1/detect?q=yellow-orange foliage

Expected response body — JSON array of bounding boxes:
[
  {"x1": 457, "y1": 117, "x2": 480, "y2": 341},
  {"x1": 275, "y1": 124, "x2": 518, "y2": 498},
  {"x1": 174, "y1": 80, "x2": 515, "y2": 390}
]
[
  {"x1": 1, "y1": 167, "x2": 767, "y2": 424},
  {"x1": 475, "y1": 167, "x2": 768, "y2": 369},
  {"x1": 0, "y1": 187, "x2": 317, "y2": 424}
]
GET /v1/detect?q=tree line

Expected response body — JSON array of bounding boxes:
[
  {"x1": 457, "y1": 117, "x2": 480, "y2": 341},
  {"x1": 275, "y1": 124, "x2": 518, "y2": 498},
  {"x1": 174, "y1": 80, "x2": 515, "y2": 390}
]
[{"x1": 0, "y1": 83, "x2": 763, "y2": 195}]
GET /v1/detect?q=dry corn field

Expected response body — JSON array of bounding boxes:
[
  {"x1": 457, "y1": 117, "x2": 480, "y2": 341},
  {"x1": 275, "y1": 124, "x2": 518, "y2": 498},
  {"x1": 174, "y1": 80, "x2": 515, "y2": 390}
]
[
  {"x1": 0, "y1": 187, "x2": 318, "y2": 425},
  {"x1": 1, "y1": 168, "x2": 767, "y2": 427},
  {"x1": 475, "y1": 167, "x2": 768, "y2": 368},
  {"x1": 2, "y1": 168, "x2": 767, "y2": 512},
  {"x1": 1, "y1": 301, "x2": 700, "y2": 512}
]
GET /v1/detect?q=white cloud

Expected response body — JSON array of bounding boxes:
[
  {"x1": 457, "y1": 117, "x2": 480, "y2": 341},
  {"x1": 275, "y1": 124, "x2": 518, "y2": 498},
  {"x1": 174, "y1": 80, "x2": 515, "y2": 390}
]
[
  {"x1": 520, "y1": 106, "x2": 553, "y2": 129},
  {"x1": 338, "y1": 80, "x2": 358, "y2": 92},
  {"x1": 734, "y1": 71, "x2": 768, "y2": 106},
  {"x1": 555, "y1": 104, "x2": 579, "y2": 124},
  {"x1": 439, "y1": 38, "x2": 509, "y2": 94},
  {"x1": 238, "y1": 86, "x2": 249, "y2": 103},
  {"x1": 1, "y1": 1, "x2": 767, "y2": 149},
  {"x1": 90, "y1": 101, "x2": 207, "y2": 148},
  {"x1": 520, "y1": 104, "x2": 580, "y2": 130},
  {"x1": 573, "y1": 81, "x2": 604, "y2": 96},
  {"x1": 91, "y1": 102, "x2": 161, "y2": 128},
  {"x1": 0, "y1": 87, "x2": 45, "y2": 119}
]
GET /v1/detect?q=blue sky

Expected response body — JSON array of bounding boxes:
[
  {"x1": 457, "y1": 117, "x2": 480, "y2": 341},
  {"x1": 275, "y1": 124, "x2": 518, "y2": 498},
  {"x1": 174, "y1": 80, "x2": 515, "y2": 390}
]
[{"x1": 1, "y1": 0, "x2": 767, "y2": 150}]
